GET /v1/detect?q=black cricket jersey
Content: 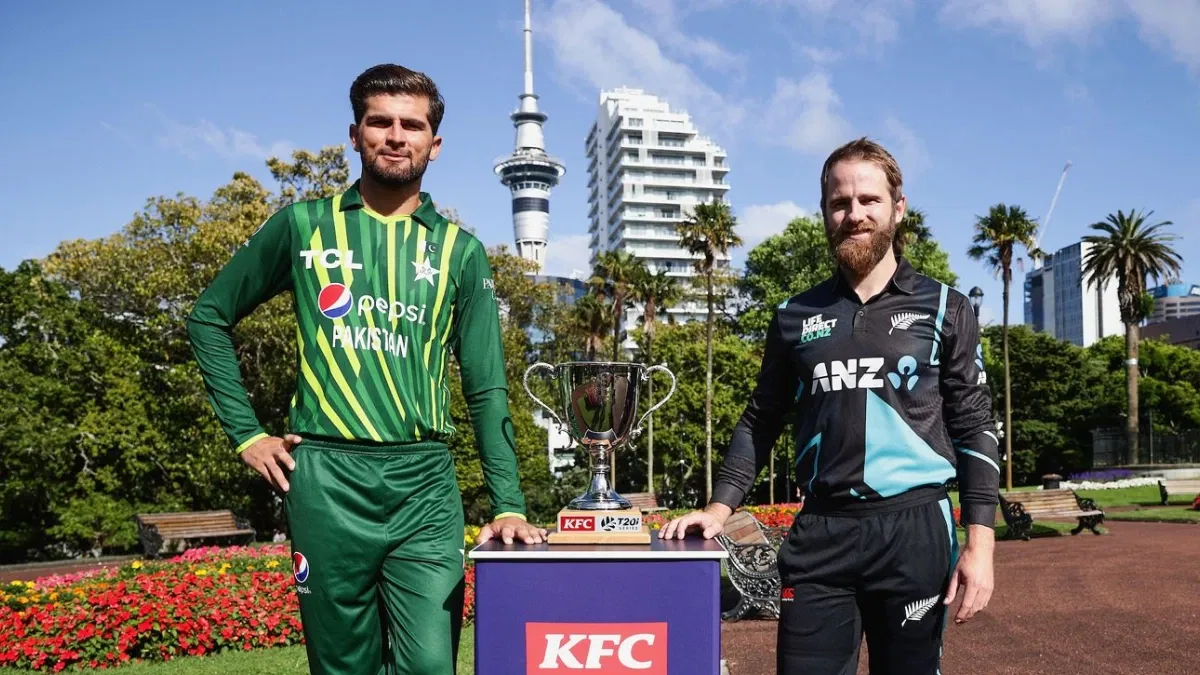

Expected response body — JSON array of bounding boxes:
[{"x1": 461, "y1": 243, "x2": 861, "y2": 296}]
[{"x1": 713, "y1": 258, "x2": 1001, "y2": 527}]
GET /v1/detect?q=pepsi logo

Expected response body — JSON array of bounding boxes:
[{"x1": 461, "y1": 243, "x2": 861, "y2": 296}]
[
  {"x1": 318, "y1": 283, "x2": 353, "y2": 320},
  {"x1": 293, "y1": 552, "x2": 310, "y2": 584}
]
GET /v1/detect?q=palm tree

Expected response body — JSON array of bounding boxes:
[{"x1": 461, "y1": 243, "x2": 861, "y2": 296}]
[
  {"x1": 967, "y1": 203, "x2": 1041, "y2": 491},
  {"x1": 631, "y1": 268, "x2": 682, "y2": 494},
  {"x1": 896, "y1": 206, "x2": 931, "y2": 254},
  {"x1": 1082, "y1": 209, "x2": 1182, "y2": 465},
  {"x1": 677, "y1": 198, "x2": 742, "y2": 501},
  {"x1": 589, "y1": 250, "x2": 644, "y2": 361},
  {"x1": 572, "y1": 294, "x2": 609, "y2": 361}
]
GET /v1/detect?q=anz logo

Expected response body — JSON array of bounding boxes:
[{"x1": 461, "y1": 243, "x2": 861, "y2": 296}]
[{"x1": 809, "y1": 356, "x2": 921, "y2": 395}]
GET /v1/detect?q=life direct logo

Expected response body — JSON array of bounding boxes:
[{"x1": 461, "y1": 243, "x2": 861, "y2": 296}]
[{"x1": 318, "y1": 283, "x2": 353, "y2": 319}]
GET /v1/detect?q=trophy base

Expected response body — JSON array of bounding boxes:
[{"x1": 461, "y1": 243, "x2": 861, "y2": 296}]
[{"x1": 547, "y1": 508, "x2": 652, "y2": 545}]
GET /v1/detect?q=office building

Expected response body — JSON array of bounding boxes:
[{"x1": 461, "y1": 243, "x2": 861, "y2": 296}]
[
  {"x1": 1023, "y1": 241, "x2": 1122, "y2": 347},
  {"x1": 584, "y1": 88, "x2": 731, "y2": 326},
  {"x1": 1148, "y1": 283, "x2": 1200, "y2": 324}
]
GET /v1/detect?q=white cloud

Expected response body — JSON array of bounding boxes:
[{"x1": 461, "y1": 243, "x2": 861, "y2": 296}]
[
  {"x1": 757, "y1": 0, "x2": 911, "y2": 47},
  {"x1": 544, "y1": 0, "x2": 745, "y2": 135},
  {"x1": 150, "y1": 106, "x2": 293, "y2": 162},
  {"x1": 629, "y1": 0, "x2": 746, "y2": 73},
  {"x1": 763, "y1": 70, "x2": 854, "y2": 156},
  {"x1": 940, "y1": 0, "x2": 1200, "y2": 71},
  {"x1": 939, "y1": 0, "x2": 1120, "y2": 46},
  {"x1": 881, "y1": 116, "x2": 930, "y2": 176},
  {"x1": 1126, "y1": 1, "x2": 1200, "y2": 72},
  {"x1": 738, "y1": 201, "x2": 811, "y2": 250},
  {"x1": 802, "y1": 46, "x2": 842, "y2": 64},
  {"x1": 542, "y1": 233, "x2": 594, "y2": 278}
]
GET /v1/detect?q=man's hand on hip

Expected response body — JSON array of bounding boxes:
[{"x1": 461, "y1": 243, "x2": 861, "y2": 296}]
[
  {"x1": 241, "y1": 434, "x2": 302, "y2": 493},
  {"x1": 477, "y1": 516, "x2": 548, "y2": 546},
  {"x1": 658, "y1": 502, "x2": 733, "y2": 540},
  {"x1": 944, "y1": 524, "x2": 995, "y2": 624}
]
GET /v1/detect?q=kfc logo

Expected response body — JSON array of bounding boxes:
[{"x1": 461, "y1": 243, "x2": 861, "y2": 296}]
[
  {"x1": 559, "y1": 516, "x2": 595, "y2": 532},
  {"x1": 526, "y1": 622, "x2": 667, "y2": 673}
]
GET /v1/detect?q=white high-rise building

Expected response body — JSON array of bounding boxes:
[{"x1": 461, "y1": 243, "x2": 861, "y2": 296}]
[
  {"x1": 1023, "y1": 240, "x2": 1122, "y2": 347},
  {"x1": 494, "y1": 0, "x2": 564, "y2": 274},
  {"x1": 585, "y1": 88, "x2": 731, "y2": 326}
]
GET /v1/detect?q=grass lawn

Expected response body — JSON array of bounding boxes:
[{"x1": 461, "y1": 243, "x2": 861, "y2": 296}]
[{"x1": 105, "y1": 626, "x2": 476, "y2": 673}]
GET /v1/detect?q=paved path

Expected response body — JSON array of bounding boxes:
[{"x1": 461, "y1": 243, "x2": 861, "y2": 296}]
[{"x1": 719, "y1": 520, "x2": 1199, "y2": 675}]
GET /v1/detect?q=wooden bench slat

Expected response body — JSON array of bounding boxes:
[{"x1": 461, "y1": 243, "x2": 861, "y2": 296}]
[
  {"x1": 999, "y1": 489, "x2": 1105, "y2": 540},
  {"x1": 135, "y1": 509, "x2": 256, "y2": 559}
]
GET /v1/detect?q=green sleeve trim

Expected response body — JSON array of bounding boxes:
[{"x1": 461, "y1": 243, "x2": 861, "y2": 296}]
[{"x1": 235, "y1": 432, "x2": 269, "y2": 454}]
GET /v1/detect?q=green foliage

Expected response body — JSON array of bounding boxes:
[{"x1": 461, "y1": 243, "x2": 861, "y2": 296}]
[
  {"x1": 739, "y1": 213, "x2": 960, "y2": 339},
  {"x1": 47, "y1": 492, "x2": 139, "y2": 556},
  {"x1": 739, "y1": 215, "x2": 833, "y2": 338},
  {"x1": 613, "y1": 321, "x2": 764, "y2": 509}
]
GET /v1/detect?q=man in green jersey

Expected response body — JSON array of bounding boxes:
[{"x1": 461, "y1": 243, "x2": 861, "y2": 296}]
[{"x1": 187, "y1": 64, "x2": 545, "y2": 674}]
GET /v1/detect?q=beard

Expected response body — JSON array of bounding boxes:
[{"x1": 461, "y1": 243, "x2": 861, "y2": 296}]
[
  {"x1": 828, "y1": 215, "x2": 897, "y2": 277},
  {"x1": 360, "y1": 146, "x2": 430, "y2": 188}
]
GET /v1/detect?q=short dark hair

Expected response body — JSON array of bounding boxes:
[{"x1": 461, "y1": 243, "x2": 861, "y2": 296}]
[
  {"x1": 819, "y1": 137, "x2": 903, "y2": 211},
  {"x1": 349, "y1": 64, "x2": 445, "y2": 134}
]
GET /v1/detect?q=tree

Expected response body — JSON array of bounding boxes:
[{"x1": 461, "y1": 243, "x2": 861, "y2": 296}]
[
  {"x1": 738, "y1": 216, "x2": 834, "y2": 338},
  {"x1": 1081, "y1": 209, "x2": 1183, "y2": 464},
  {"x1": 677, "y1": 198, "x2": 743, "y2": 501},
  {"x1": 968, "y1": 203, "x2": 1041, "y2": 490},
  {"x1": 630, "y1": 268, "x2": 682, "y2": 493},
  {"x1": 739, "y1": 213, "x2": 959, "y2": 339},
  {"x1": 980, "y1": 325, "x2": 1105, "y2": 482},
  {"x1": 588, "y1": 250, "x2": 644, "y2": 361}
]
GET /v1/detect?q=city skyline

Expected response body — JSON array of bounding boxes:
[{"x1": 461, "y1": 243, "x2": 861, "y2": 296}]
[{"x1": 3, "y1": 0, "x2": 1198, "y2": 329}]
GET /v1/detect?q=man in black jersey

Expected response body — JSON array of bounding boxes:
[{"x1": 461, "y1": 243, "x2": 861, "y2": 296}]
[{"x1": 661, "y1": 138, "x2": 1000, "y2": 675}]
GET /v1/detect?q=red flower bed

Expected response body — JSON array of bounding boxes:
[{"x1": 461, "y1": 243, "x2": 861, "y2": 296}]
[
  {"x1": 1192, "y1": 494, "x2": 1200, "y2": 511},
  {"x1": 0, "y1": 546, "x2": 305, "y2": 671},
  {"x1": 0, "y1": 545, "x2": 484, "y2": 671}
]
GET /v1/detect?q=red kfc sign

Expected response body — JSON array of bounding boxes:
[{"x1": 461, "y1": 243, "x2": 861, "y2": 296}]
[
  {"x1": 525, "y1": 622, "x2": 667, "y2": 673},
  {"x1": 558, "y1": 515, "x2": 595, "y2": 532}
]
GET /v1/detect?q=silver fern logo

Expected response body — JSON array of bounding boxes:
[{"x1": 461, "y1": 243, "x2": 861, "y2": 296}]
[
  {"x1": 889, "y1": 312, "x2": 931, "y2": 335},
  {"x1": 901, "y1": 594, "x2": 940, "y2": 627}
]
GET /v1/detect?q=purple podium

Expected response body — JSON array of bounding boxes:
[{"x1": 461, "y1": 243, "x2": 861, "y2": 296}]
[{"x1": 468, "y1": 531, "x2": 728, "y2": 675}]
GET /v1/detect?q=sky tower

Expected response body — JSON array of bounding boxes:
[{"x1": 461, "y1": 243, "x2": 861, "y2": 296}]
[{"x1": 493, "y1": 0, "x2": 565, "y2": 275}]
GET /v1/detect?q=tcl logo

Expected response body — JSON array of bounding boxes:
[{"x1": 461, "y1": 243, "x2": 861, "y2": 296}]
[
  {"x1": 526, "y1": 622, "x2": 666, "y2": 673},
  {"x1": 559, "y1": 517, "x2": 595, "y2": 532}
]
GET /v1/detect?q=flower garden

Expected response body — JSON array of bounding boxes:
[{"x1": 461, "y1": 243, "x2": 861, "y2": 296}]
[
  {"x1": 8, "y1": 493, "x2": 1196, "y2": 673},
  {"x1": 0, "y1": 504, "x2": 819, "y2": 672}
]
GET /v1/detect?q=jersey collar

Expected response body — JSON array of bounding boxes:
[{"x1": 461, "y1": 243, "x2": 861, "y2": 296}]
[
  {"x1": 338, "y1": 180, "x2": 445, "y2": 231},
  {"x1": 831, "y1": 255, "x2": 919, "y2": 299}
]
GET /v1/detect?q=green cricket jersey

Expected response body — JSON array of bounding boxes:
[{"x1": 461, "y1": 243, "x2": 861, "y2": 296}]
[{"x1": 187, "y1": 181, "x2": 525, "y2": 516}]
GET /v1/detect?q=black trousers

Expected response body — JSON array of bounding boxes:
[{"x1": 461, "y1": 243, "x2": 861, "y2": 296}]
[{"x1": 776, "y1": 494, "x2": 959, "y2": 675}]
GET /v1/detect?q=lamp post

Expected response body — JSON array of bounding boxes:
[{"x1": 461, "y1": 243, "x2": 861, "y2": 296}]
[{"x1": 968, "y1": 286, "x2": 984, "y2": 321}]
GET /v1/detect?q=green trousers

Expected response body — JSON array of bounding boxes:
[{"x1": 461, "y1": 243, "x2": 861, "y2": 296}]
[{"x1": 284, "y1": 438, "x2": 465, "y2": 675}]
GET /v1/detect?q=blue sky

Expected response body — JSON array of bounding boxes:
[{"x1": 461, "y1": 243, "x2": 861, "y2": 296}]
[{"x1": 1, "y1": 0, "x2": 1197, "y2": 326}]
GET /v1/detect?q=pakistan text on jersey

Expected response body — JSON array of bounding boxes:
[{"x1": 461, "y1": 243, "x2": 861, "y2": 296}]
[{"x1": 332, "y1": 326, "x2": 411, "y2": 358}]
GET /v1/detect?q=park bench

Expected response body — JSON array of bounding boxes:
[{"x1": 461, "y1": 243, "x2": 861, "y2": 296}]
[
  {"x1": 624, "y1": 492, "x2": 667, "y2": 513},
  {"x1": 998, "y1": 489, "x2": 1104, "y2": 541},
  {"x1": 134, "y1": 510, "x2": 256, "y2": 558},
  {"x1": 1156, "y1": 478, "x2": 1200, "y2": 505},
  {"x1": 715, "y1": 509, "x2": 787, "y2": 621}
]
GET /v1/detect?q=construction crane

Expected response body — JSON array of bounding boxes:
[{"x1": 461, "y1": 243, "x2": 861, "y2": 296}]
[{"x1": 1031, "y1": 161, "x2": 1072, "y2": 270}]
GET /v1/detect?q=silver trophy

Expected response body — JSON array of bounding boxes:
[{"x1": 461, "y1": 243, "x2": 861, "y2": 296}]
[{"x1": 524, "y1": 361, "x2": 676, "y2": 510}]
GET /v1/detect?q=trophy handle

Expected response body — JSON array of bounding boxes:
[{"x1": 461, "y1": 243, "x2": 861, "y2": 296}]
[
  {"x1": 633, "y1": 363, "x2": 676, "y2": 437},
  {"x1": 522, "y1": 362, "x2": 565, "y2": 429}
]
